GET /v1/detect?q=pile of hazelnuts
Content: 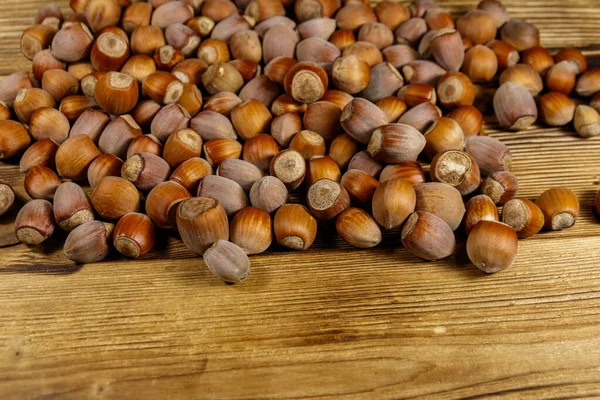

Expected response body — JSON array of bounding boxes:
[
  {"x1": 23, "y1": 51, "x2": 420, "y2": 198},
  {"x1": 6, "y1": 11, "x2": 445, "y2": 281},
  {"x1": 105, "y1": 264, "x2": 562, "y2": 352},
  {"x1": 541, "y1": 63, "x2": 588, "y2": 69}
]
[{"x1": 0, "y1": 0, "x2": 598, "y2": 283}]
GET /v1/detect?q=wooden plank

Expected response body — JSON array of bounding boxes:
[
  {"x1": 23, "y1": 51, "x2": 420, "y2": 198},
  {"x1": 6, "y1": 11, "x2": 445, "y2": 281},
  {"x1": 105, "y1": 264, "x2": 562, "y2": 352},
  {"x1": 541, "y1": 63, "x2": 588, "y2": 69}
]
[{"x1": 1, "y1": 0, "x2": 600, "y2": 398}]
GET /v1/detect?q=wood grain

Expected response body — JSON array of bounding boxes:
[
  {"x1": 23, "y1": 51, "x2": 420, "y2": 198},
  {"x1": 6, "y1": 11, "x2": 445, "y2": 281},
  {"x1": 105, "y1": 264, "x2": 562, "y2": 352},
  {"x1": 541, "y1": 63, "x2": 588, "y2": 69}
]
[{"x1": 1, "y1": 0, "x2": 600, "y2": 398}]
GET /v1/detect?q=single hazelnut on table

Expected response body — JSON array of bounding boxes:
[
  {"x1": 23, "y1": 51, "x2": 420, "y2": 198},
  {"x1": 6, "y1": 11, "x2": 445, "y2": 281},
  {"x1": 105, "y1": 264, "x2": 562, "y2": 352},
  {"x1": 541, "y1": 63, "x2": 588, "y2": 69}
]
[
  {"x1": 14, "y1": 200, "x2": 55, "y2": 246},
  {"x1": 249, "y1": 176, "x2": 289, "y2": 214},
  {"x1": 401, "y1": 211, "x2": 456, "y2": 261},
  {"x1": 176, "y1": 197, "x2": 230, "y2": 256},
  {"x1": 64, "y1": 220, "x2": 114, "y2": 264},
  {"x1": 502, "y1": 197, "x2": 545, "y2": 239},
  {"x1": 145, "y1": 181, "x2": 192, "y2": 230},
  {"x1": 203, "y1": 240, "x2": 251, "y2": 284},
  {"x1": 535, "y1": 187, "x2": 580, "y2": 231},
  {"x1": 24, "y1": 166, "x2": 61, "y2": 201},
  {"x1": 53, "y1": 182, "x2": 94, "y2": 232},
  {"x1": 464, "y1": 195, "x2": 499, "y2": 235},
  {"x1": 113, "y1": 212, "x2": 157, "y2": 259},
  {"x1": 91, "y1": 176, "x2": 140, "y2": 220},
  {"x1": 230, "y1": 206, "x2": 272, "y2": 255},
  {"x1": 467, "y1": 220, "x2": 518, "y2": 273},
  {"x1": 273, "y1": 204, "x2": 317, "y2": 251}
]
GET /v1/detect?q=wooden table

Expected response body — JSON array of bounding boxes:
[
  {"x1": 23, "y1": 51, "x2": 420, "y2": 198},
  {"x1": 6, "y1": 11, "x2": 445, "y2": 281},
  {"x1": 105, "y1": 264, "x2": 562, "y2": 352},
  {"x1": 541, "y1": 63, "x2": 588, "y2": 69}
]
[{"x1": 1, "y1": 1, "x2": 600, "y2": 398}]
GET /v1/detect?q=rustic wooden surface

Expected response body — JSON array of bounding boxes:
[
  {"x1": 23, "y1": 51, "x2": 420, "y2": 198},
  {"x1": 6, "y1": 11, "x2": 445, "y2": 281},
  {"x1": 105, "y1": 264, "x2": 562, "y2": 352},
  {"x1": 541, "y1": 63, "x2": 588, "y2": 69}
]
[{"x1": 1, "y1": 0, "x2": 600, "y2": 398}]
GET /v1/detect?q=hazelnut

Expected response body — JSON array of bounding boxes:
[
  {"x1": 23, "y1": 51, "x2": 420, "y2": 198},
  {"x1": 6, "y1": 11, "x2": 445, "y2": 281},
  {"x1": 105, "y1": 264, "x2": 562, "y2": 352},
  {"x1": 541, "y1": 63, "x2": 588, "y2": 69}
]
[
  {"x1": 430, "y1": 150, "x2": 481, "y2": 196},
  {"x1": 230, "y1": 206, "x2": 272, "y2": 255},
  {"x1": 401, "y1": 211, "x2": 456, "y2": 261},
  {"x1": 203, "y1": 240, "x2": 251, "y2": 283},
  {"x1": 467, "y1": 221, "x2": 519, "y2": 273},
  {"x1": 176, "y1": 197, "x2": 229, "y2": 255},
  {"x1": 464, "y1": 195, "x2": 499, "y2": 235},
  {"x1": 24, "y1": 166, "x2": 61, "y2": 201},
  {"x1": 307, "y1": 178, "x2": 350, "y2": 221},
  {"x1": 53, "y1": 182, "x2": 94, "y2": 232},
  {"x1": 170, "y1": 157, "x2": 213, "y2": 194},
  {"x1": 15, "y1": 199, "x2": 55, "y2": 245},
  {"x1": 535, "y1": 187, "x2": 579, "y2": 231},
  {"x1": 336, "y1": 207, "x2": 382, "y2": 249},
  {"x1": 250, "y1": 176, "x2": 289, "y2": 214},
  {"x1": 145, "y1": 181, "x2": 192, "y2": 230},
  {"x1": 113, "y1": 213, "x2": 157, "y2": 259},
  {"x1": 198, "y1": 175, "x2": 249, "y2": 217},
  {"x1": 91, "y1": 176, "x2": 140, "y2": 220},
  {"x1": 502, "y1": 197, "x2": 545, "y2": 239},
  {"x1": 64, "y1": 220, "x2": 113, "y2": 264},
  {"x1": 273, "y1": 204, "x2": 317, "y2": 251}
]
